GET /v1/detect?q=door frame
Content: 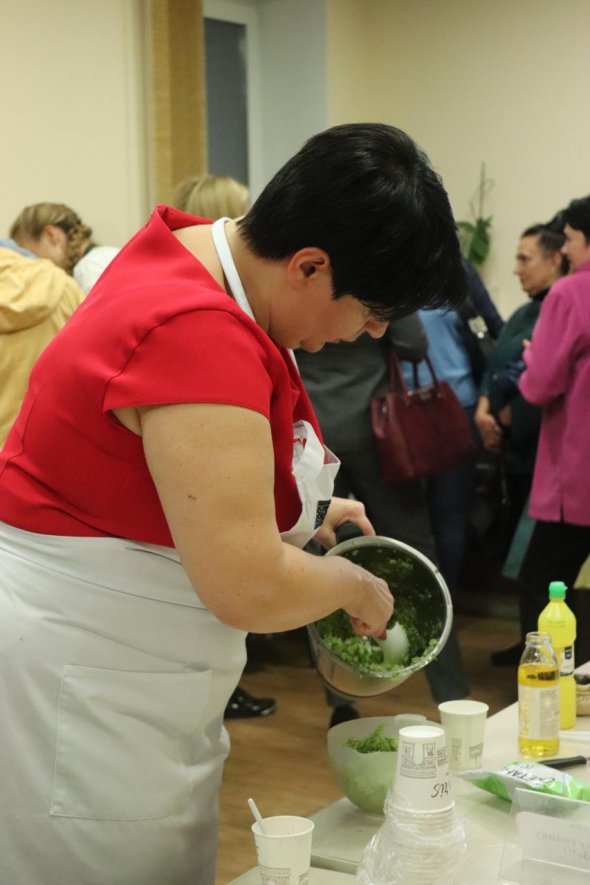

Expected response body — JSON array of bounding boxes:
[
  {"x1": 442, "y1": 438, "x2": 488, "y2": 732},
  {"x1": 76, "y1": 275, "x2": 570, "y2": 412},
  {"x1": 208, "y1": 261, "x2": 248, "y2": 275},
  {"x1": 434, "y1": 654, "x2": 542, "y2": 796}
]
[{"x1": 204, "y1": 0, "x2": 264, "y2": 197}]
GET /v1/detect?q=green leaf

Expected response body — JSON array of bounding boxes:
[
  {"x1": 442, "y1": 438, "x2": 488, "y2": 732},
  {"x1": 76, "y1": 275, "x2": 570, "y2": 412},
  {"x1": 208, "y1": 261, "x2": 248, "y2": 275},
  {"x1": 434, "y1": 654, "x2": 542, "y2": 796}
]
[{"x1": 457, "y1": 164, "x2": 494, "y2": 265}]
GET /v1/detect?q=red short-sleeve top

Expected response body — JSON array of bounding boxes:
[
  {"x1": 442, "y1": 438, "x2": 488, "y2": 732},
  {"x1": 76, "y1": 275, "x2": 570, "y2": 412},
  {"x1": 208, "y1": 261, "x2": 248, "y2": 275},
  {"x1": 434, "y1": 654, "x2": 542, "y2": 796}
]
[{"x1": 0, "y1": 206, "x2": 321, "y2": 546}]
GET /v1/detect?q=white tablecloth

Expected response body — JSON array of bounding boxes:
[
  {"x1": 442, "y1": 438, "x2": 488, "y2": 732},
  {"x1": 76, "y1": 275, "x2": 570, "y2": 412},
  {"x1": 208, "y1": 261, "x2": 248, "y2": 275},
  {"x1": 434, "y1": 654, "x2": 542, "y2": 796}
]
[{"x1": 228, "y1": 867, "x2": 355, "y2": 885}]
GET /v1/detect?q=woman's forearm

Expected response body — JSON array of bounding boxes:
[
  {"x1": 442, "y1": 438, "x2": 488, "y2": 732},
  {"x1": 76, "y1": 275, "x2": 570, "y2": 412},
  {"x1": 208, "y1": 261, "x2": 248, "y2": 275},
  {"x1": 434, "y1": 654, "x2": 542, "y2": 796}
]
[{"x1": 197, "y1": 542, "x2": 391, "y2": 634}]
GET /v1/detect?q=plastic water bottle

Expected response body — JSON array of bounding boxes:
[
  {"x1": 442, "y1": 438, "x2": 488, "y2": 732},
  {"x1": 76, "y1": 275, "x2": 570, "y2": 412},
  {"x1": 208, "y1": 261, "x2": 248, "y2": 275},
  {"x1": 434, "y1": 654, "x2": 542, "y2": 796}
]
[
  {"x1": 518, "y1": 631, "x2": 559, "y2": 758},
  {"x1": 538, "y1": 580, "x2": 577, "y2": 729}
]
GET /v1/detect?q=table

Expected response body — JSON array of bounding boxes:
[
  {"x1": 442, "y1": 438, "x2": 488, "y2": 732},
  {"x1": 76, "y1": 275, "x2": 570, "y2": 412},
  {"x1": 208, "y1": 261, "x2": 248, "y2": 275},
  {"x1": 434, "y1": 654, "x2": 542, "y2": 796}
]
[
  {"x1": 229, "y1": 705, "x2": 590, "y2": 884},
  {"x1": 228, "y1": 867, "x2": 355, "y2": 885},
  {"x1": 310, "y1": 704, "x2": 590, "y2": 879}
]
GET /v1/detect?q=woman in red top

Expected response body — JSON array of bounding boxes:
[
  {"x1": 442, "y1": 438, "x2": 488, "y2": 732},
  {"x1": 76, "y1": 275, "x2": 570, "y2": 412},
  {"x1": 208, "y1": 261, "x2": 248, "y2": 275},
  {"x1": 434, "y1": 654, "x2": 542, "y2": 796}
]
[{"x1": 0, "y1": 124, "x2": 465, "y2": 885}]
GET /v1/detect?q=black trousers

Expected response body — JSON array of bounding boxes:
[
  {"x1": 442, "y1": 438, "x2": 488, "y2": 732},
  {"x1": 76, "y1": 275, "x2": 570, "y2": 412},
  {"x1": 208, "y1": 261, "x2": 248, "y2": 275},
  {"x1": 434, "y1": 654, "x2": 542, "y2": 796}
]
[
  {"x1": 519, "y1": 519, "x2": 590, "y2": 640},
  {"x1": 505, "y1": 471, "x2": 533, "y2": 550}
]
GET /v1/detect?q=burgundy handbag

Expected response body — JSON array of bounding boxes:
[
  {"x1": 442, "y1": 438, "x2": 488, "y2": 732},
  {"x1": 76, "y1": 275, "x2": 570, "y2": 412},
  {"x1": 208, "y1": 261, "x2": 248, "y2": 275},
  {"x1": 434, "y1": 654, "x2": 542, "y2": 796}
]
[{"x1": 371, "y1": 350, "x2": 477, "y2": 484}]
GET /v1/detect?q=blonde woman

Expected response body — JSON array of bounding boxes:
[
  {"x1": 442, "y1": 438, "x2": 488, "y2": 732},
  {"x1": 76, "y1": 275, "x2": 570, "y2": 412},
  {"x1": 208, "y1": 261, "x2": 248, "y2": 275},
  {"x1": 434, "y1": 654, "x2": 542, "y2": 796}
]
[
  {"x1": 172, "y1": 173, "x2": 249, "y2": 220},
  {"x1": 10, "y1": 202, "x2": 118, "y2": 294},
  {"x1": 0, "y1": 246, "x2": 83, "y2": 445}
]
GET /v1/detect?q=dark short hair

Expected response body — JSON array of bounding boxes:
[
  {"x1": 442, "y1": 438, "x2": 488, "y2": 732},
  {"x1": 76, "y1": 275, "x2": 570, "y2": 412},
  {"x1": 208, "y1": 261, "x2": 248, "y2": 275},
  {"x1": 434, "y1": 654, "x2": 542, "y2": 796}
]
[
  {"x1": 562, "y1": 196, "x2": 590, "y2": 243},
  {"x1": 237, "y1": 123, "x2": 466, "y2": 320},
  {"x1": 521, "y1": 223, "x2": 568, "y2": 275}
]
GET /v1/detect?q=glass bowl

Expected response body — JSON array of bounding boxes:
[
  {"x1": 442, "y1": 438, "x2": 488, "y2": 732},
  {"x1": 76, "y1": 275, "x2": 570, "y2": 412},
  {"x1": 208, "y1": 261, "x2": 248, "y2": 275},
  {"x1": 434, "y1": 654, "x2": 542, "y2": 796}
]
[{"x1": 327, "y1": 714, "x2": 436, "y2": 814}]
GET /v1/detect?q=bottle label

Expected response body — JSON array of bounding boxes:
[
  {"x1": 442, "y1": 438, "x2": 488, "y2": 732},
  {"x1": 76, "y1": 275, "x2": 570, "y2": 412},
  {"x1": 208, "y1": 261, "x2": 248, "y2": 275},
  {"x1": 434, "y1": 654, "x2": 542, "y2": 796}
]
[
  {"x1": 518, "y1": 685, "x2": 559, "y2": 740},
  {"x1": 560, "y1": 645, "x2": 575, "y2": 677}
]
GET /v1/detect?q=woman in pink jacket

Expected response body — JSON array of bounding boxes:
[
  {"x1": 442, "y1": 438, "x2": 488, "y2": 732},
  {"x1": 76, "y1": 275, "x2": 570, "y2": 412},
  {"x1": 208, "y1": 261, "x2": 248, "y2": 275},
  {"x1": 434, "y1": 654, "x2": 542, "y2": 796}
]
[{"x1": 518, "y1": 195, "x2": 590, "y2": 638}]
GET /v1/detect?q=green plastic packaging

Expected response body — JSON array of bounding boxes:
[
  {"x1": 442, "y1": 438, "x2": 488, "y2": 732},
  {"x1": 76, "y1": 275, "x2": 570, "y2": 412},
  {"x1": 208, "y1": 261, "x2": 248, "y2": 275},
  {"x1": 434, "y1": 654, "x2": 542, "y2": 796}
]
[{"x1": 461, "y1": 761, "x2": 590, "y2": 803}]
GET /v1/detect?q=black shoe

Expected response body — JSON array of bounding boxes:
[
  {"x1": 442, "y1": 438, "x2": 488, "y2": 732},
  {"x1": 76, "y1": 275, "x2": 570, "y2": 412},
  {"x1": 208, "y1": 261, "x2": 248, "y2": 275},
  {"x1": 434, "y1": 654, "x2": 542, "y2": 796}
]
[
  {"x1": 224, "y1": 687, "x2": 277, "y2": 719},
  {"x1": 329, "y1": 704, "x2": 359, "y2": 728},
  {"x1": 491, "y1": 642, "x2": 524, "y2": 667}
]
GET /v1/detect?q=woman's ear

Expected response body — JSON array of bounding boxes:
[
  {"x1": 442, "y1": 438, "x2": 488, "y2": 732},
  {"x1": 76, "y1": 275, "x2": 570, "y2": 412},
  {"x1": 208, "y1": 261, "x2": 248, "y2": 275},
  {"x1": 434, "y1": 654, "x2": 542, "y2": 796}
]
[
  {"x1": 552, "y1": 250, "x2": 564, "y2": 272},
  {"x1": 42, "y1": 224, "x2": 66, "y2": 246},
  {"x1": 37, "y1": 224, "x2": 70, "y2": 270},
  {"x1": 287, "y1": 248, "x2": 330, "y2": 289}
]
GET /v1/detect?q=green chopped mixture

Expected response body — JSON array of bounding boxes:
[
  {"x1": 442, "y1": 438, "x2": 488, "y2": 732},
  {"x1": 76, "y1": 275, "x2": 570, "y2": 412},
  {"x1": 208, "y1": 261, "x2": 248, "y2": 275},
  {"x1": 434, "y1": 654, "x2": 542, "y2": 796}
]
[
  {"x1": 338, "y1": 725, "x2": 399, "y2": 812},
  {"x1": 346, "y1": 724, "x2": 398, "y2": 754},
  {"x1": 315, "y1": 546, "x2": 443, "y2": 674}
]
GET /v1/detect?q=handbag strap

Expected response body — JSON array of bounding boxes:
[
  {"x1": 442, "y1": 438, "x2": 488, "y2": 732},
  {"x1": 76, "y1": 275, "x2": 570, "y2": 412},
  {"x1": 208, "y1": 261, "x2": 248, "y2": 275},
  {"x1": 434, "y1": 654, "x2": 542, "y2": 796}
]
[
  {"x1": 388, "y1": 349, "x2": 441, "y2": 392},
  {"x1": 387, "y1": 348, "x2": 409, "y2": 393}
]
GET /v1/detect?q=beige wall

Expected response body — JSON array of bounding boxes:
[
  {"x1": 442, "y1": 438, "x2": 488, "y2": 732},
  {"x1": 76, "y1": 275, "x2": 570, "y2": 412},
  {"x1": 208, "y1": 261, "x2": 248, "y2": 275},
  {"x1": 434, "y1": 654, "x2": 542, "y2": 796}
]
[
  {"x1": 258, "y1": 0, "x2": 329, "y2": 182},
  {"x1": 326, "y1": 0, "x2": 372, "y2": 118},
  {"x1": 4, "y1": 0, "x2": 589, "y2": 314},
  {"x1": 327, "y1": 0, "x2": 590, "y2": 315},
  {"x1": 1, "y1": 1, "x2": 147, "y2": 249}
]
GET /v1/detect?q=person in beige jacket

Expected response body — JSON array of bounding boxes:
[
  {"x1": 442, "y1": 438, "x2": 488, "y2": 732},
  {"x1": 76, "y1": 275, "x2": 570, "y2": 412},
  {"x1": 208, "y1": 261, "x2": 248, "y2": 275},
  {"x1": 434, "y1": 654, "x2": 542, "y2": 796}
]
[
  {"x1": 0, "y1": 246, "x2": 84, "y2": 445},
  {"x1": 9, "y1": 202, "x2": 119, "y2": 295}
]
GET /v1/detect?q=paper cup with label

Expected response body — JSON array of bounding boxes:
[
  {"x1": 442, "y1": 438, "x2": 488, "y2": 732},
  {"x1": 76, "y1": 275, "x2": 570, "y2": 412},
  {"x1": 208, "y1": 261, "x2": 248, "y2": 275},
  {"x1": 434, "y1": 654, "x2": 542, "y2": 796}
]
[
  {"x1": 438, "y1": 699, "x2": 489, "y2": 772},
  {"x1": 251, "y1": 815, "x2": 314, "y2": 885},
  {"x1": 390, "y1": 724, "x2": 453, "y2": 812}
]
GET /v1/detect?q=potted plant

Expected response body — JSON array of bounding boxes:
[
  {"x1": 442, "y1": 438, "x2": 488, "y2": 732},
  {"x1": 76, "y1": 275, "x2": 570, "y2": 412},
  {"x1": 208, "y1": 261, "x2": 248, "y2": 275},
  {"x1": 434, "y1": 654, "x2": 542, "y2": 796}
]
[{"x1": 457, "y1": 162, "x2": 494, "y2": 267}]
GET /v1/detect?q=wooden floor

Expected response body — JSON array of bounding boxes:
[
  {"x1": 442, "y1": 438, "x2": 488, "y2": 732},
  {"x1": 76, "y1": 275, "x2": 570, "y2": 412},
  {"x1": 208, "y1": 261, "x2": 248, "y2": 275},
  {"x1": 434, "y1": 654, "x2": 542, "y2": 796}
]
[{"x1": 215, "y1": 612, "x2": 520, "y2": 884}]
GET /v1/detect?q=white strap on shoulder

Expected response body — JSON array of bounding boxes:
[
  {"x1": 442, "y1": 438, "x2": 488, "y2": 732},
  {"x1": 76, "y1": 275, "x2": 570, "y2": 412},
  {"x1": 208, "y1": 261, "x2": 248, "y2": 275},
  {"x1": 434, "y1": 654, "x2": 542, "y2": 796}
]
[{"x1": 210, "y1": 217, "x2": 254, "y2": 321}]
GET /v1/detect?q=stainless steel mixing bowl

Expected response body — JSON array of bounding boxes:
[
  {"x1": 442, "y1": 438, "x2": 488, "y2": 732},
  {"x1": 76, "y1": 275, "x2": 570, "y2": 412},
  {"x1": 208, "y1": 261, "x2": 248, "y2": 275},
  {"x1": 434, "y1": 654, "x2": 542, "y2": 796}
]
[{"x1": 307, "y1": 535, "x2": 452, "y2": 698}]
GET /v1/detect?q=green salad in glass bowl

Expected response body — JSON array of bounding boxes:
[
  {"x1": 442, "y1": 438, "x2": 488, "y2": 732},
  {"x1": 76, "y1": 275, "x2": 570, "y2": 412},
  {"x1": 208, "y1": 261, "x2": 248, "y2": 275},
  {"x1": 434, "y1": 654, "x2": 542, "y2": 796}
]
[{"x1": 327, "y1": 715, "x2": 435, "y2": 814}]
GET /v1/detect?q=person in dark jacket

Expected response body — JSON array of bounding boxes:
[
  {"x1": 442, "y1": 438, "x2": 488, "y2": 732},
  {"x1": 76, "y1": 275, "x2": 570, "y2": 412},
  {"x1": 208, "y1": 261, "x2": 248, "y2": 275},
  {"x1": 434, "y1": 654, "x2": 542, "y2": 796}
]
[
  {"x1": 298, "y1": 314, "x2": 469, "y2": 723},
  {"x1": 297, "y1": 314, "x2": 434, "y2": 557},
  {"x1": 475, "y1": 222, "x2": 567, "y2": 666},
  {"x1": 476, "y1": 224, "x2": 566, "y2": 485}
]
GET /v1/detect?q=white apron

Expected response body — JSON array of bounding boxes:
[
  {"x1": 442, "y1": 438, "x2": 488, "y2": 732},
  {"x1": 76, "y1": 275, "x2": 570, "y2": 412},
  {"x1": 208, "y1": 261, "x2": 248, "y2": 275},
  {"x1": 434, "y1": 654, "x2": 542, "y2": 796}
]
[{"x1": 0, "y1": 219, "x2": 339, "y2": 885}]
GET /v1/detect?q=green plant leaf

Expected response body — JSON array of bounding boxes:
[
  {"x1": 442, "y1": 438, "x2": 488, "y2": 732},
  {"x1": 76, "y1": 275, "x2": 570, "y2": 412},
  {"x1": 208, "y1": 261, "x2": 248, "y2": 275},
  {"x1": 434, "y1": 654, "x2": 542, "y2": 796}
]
[
  {"x1": 468, "y1": 219, "x2": 491, "y2": 265},
  {"x1": 457, "y1": 164, "x2": 494, "y2": 266}
]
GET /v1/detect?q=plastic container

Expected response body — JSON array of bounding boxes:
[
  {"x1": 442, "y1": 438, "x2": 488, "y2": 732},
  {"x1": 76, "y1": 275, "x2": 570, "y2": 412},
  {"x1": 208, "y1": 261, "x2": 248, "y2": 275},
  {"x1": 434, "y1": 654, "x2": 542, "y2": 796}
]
[
  {"x1": 518, "y1": 631, "x2": 559, "y2": 758},
  {"x1": 576, "y1": 674, "x2": 590, "y2": 715},
  {"x1": 538, "y1": 580, "x2": 577, "y2": 729},
  {"x1": 307, "y1": 535, "x2": 452, "y2": 698}
]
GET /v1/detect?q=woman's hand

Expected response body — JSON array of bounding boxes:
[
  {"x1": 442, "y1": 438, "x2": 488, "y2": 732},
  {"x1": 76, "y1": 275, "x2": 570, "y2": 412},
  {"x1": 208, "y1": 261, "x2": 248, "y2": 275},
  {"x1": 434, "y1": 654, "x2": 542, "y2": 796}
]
[
  {"x1": 332, "y1": 556, "x2": 393, "y2": 638},
  {"x1": 475, "y1": 397, "x2": 503, "y2": 453},
  {"x1": 314, "y1": 501, "x2": 392, "y2": 637},
  {"x1": 477, "y1": 413, "x2": 502, "y2": 452},
  {"x1": 313, "y1": 496, "x2": 375, "y2": 549},
  {"x1": 497, "y1": 404, "x2": 511, "y2": 427}
]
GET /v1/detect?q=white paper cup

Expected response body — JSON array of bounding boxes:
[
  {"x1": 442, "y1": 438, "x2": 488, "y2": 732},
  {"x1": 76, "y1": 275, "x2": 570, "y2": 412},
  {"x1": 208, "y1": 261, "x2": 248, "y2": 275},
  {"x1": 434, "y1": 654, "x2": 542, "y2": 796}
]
[
  {"x1": 438, "y1": 699, "x2": 489, "y2": 771},
  {"x1": 378, "y1": 818, "x2": 466, "y2": 885},
  {"x1": 251, "y1": 815, "x2": 314, "y2": 885},
  {"x1": 390, "y1": 724, "x2": 453, "y2": 812}
]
